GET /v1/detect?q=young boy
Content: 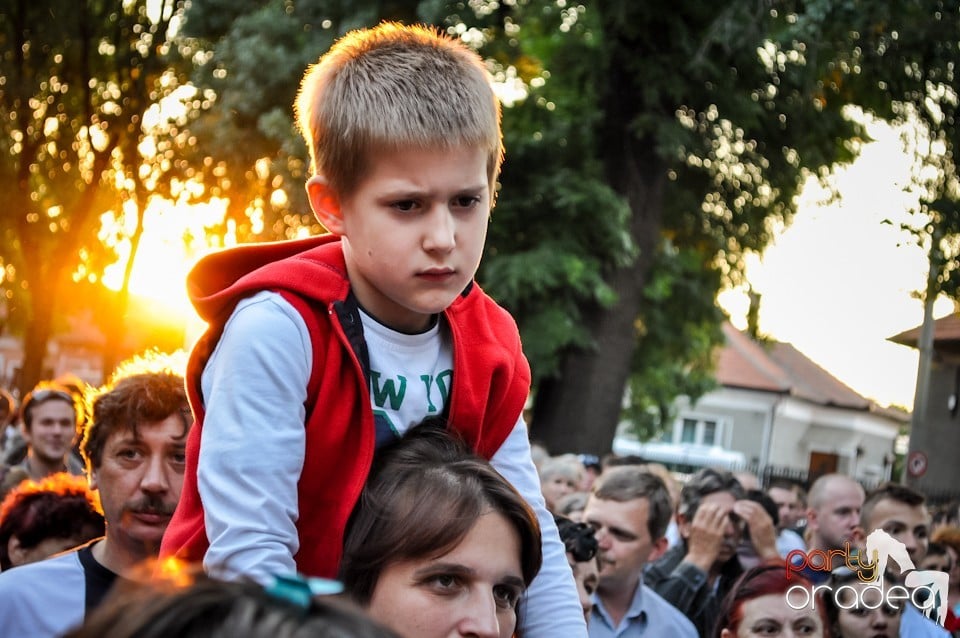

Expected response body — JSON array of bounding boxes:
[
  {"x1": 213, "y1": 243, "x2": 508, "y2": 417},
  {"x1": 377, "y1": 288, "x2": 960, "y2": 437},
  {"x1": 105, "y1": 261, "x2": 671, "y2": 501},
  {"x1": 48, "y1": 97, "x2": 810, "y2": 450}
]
[{"x1": 159, "y1": 23, "x2": 586, "y2": 636}]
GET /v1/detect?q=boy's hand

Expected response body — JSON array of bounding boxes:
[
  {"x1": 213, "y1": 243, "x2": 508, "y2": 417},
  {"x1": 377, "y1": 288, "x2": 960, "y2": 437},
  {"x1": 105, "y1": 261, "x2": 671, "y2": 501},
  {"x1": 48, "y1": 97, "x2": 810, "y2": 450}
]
[{"x1": 733, "y1": 499, "x2": 779, "y2": 562}]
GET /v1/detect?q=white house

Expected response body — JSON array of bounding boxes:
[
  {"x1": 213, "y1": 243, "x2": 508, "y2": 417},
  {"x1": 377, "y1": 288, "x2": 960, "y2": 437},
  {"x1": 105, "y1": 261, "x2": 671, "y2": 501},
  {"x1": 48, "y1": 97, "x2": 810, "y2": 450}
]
[{"x1": 617, "y1": 323, "x2": 907, "y2": 484}]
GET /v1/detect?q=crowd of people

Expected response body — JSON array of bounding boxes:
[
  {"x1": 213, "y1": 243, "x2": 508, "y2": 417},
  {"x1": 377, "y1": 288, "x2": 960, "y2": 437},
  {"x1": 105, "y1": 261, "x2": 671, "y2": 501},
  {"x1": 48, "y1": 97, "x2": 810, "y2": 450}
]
[
  {"x1": 536, "y1": 447, "x2": 960, "y2": 637},
  {"x1": 0, "y1": 19, "x2": 958, "y2": 638},
  {"x1": 3, "y1": 372, "x2": 957, "y2": 638}
]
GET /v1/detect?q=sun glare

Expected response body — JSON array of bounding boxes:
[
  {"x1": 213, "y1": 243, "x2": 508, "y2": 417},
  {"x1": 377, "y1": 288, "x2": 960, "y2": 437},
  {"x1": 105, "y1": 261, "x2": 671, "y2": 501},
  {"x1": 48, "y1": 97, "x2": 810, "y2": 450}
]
[{"x1": 101, "y1": 197, "x2": 228, "y2": 344}]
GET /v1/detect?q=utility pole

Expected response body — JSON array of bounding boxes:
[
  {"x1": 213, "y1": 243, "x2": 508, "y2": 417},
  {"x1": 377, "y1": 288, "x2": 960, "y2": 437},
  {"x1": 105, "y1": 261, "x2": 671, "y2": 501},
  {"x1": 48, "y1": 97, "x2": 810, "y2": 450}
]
[{"x1": 905, "y1": 227, "x2": 941, "y2": 488}]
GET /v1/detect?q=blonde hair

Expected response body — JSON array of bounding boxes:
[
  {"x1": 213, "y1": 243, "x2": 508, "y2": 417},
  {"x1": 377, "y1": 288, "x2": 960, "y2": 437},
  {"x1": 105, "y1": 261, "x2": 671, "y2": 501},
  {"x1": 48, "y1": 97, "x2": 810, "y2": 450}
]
[
  {"x1": 539, "y1": 454, "x2": 584, "y2": 485},
  {"x1": 295, "y1": 22, "x2": 503, "y2": 197}
]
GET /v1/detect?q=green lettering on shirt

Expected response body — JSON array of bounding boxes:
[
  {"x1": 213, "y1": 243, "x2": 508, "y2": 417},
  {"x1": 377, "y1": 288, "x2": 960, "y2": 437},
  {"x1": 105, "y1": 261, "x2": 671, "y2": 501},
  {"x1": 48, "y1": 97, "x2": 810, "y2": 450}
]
[
  {"x1": 420, "y1": 375, "x2": 437, "y2": 412},
  {"x1": 370, "y1": 371, "x2": 407, "y2": 410},
  {"x1": 436, "y1": 370, "x2": 452, "y2": 406}
]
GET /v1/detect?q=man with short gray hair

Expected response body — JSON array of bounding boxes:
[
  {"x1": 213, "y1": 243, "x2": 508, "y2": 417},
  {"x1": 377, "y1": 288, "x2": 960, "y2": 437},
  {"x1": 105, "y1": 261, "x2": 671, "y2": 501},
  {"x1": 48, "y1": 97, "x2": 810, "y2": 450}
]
[{"x1": 583, "y1": 465, "x2": 696, "y2": 637}]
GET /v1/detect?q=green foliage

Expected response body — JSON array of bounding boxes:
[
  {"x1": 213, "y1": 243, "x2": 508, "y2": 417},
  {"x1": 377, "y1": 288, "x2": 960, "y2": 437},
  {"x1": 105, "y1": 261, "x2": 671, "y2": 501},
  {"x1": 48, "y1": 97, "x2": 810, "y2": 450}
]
[
  {"x1": 622, "y1": 242, "x2": 725, "y2": 441},
  {"x1": 0, "y1": 0, "x2": 190, "y2": 392},
  {"x1": 817, "y1": 0, "x2": 960, "y2": 304},
  {"x1": 165, "y1": 0, "x2": 960, "y2": 451},
  {"x1": 482, "y1": 0, "x2": 876, "y2": 440},
  {"x1": 162, "y1": 0, "x2": 332, "y2": 240},
  {"x1": 6, "y1": 0, "x2": 957, "y2": 448},
  {"x1": 165, "y1": 0, "x2": 438, "y2": 241}
]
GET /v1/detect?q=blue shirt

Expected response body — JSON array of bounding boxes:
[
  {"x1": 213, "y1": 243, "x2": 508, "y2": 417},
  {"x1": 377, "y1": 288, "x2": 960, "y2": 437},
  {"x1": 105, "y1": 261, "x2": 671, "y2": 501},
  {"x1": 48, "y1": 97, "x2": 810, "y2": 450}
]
[
  {"x1": 589, "y1": 579, "x2": 697, "y2": 638},
  {"x1": 901, "y1": 601, "x2": 950, "y2": 637}
]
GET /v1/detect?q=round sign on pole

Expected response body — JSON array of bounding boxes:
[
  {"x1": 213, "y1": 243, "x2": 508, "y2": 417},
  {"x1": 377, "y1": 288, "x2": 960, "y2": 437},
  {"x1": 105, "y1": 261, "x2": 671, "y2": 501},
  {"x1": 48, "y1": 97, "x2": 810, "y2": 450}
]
[{"x1": 907, "y1": 451, "x2": 928, "y2": 478}]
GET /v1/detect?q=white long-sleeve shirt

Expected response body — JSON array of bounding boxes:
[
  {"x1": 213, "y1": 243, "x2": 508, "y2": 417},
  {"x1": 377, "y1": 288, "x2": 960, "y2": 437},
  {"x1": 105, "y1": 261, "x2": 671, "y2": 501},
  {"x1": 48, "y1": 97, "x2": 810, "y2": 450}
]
[{"x1": 197, "y1": 290, "x2": 588, "y2": 637}]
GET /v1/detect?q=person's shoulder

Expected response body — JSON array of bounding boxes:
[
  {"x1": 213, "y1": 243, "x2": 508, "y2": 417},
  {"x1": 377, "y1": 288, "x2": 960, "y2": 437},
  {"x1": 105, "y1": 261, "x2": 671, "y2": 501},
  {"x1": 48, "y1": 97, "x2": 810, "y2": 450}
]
[
  {"x1": 777, "y1": 528, "x2": 806, "y2": 555},
  {"x1": 0, "y1": 549, "x2": 83, "y2": 601},
  {"x1": 0, "y1": 548, "x2": 82, "y2": 582},
  {"x1": 451, "y1": 282, "x2": 519, "y2": 326},
  {"x1": 644, "y1": 542, "x2": 686, "y2": 577},
  {"x1": 0, "y1": 551, "x2": 86, "y2": 637},
  {"x1": 641, "y1": 583, "x2": 698, "y2": 635},
  {"x1": 189, "y1": 235, "x2": 348, "y2": 321},
  {"x1": 902, "y1": 602, "x2": 951, "y2": 637},
  {"x1": 447, "y1": 284, "x2": 524, "y2": 364},
  {"x1": 781, "y1": 528, "x2": 804, "y2": 542}
]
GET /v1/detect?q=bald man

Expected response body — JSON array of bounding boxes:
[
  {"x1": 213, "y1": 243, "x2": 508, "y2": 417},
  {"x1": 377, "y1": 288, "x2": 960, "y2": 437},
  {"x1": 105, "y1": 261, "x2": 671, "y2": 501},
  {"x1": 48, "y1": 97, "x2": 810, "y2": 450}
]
[{"x1": 798, "y1": 473, "x2": 865, "y2": 583}]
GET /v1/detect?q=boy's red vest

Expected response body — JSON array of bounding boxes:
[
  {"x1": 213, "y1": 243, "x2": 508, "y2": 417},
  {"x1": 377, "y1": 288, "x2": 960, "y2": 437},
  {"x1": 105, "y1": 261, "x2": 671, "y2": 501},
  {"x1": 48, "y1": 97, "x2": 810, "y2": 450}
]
[{"x1": 159, "y1": 235, "x2": 531, "y2": 577}]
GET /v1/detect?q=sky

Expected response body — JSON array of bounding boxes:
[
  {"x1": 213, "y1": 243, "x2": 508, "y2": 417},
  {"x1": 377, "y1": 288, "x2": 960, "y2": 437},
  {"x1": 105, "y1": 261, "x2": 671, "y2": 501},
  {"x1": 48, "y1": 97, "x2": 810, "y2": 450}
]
[{"x1": 718, "y1": 118, "x2": 955, "y2": 409}]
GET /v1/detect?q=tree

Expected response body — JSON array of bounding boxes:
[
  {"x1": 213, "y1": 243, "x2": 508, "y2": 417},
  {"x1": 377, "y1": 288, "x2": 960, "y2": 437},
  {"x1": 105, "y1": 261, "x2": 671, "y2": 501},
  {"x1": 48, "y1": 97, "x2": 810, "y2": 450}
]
[
  {"x1": 0, "y1": 0, "x2": 189, "y2": 395},
  {"x1": 831, "y1": 0, "x2": 960, "y2": 488},
  {"x1": 490, "y1": 2, "x2": 869, "y2": 453},
  {"x1": 168, "y1": 2, "x2": 731, "y2": 447},
  {"x1": 170, "y1": 2, "x2": 913, "y2": 454}
]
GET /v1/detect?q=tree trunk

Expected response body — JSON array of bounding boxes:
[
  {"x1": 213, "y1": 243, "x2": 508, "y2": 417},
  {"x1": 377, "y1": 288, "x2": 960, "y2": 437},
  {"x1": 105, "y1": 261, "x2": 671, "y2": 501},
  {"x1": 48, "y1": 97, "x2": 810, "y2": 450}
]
[
  {"x1": 531, "y1": 150, "x2": 665, "y2": 455},
  {"x1": 101, "y1": 175, "x2": 148, "y2": 377},
  {"x1": 100, "y1": 289, "x2": 129, "y2": 381},
  {"x1": 529, "y1": 24, "x2": 668, "y2": 455},
  {"x1": 18, "y1": 289, "x2": 56, "y2": 397}
]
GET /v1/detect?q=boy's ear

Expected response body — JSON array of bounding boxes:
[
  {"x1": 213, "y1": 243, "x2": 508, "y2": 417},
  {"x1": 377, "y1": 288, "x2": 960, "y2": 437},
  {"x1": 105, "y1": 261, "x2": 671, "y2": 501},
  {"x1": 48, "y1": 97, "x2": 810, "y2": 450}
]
[{"x1": 306, "y1": 175, "x2": 344, "y2": 236}]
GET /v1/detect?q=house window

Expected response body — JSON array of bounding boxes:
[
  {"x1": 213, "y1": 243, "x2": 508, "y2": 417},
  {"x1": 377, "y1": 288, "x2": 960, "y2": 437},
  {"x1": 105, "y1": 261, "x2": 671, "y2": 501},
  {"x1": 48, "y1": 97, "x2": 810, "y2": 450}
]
[
  {"x1": 674, "y1": 416, "x2": 723, "y2": 446},
  {"x1": 703, "y1": 421, "x2": 717, "y2": 446}
]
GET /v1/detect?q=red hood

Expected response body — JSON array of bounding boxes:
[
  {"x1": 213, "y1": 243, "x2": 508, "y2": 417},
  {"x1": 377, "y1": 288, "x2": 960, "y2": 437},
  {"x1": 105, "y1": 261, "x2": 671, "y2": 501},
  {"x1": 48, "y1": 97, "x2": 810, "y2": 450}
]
[{"x1": 188, "y1": 234, "x2": 348, "y2": 322}]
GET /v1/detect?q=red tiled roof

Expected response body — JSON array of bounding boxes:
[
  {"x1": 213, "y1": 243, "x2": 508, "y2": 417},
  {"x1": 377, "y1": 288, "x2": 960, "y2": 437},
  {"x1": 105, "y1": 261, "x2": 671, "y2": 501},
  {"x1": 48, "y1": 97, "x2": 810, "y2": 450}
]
[
  {"x1": 716, "y1": 323, "x2": 790, "y2": 393},
  {"x1": 888, "y1": 313, "x2": 960, "y2": 348},
  {"x1": 767, "y1": 342, "x2": 870, "y2": 409},
  {"x1": 716, "y1": 323, "x2": 871, "y2": 410}
]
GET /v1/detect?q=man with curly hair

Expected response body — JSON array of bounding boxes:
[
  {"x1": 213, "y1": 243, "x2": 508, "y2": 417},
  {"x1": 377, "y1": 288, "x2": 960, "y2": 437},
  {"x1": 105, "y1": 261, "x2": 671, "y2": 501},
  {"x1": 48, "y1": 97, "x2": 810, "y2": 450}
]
[{"x1": 0, "y1": 353, "x2": 191, "y2": 637}]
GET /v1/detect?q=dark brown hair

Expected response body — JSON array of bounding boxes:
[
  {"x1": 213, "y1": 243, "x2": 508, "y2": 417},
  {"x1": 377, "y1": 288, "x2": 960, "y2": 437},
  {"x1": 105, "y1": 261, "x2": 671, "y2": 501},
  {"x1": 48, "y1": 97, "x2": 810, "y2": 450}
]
[
  {"x1": 861, "y1": 482, "x2": 926, "y2": 529},
  {"x1": 81, "y1": 355, "x2": 190, "y2": 472},
  {"x1": 339, "y1": 424, "x2": 542, "y2": 605},
  {"x1": 679, "y1": 467, "x2": 745, "y2": 521},
  {"x1": 821, "y1": 566, "x2": 901, "y2": 636},
  {"x1": 592, "y1": 465, "x2": 674, "y2": 540},
  {"x1": 63, "y1": 572, "x2": 399, "y2": 638}
]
